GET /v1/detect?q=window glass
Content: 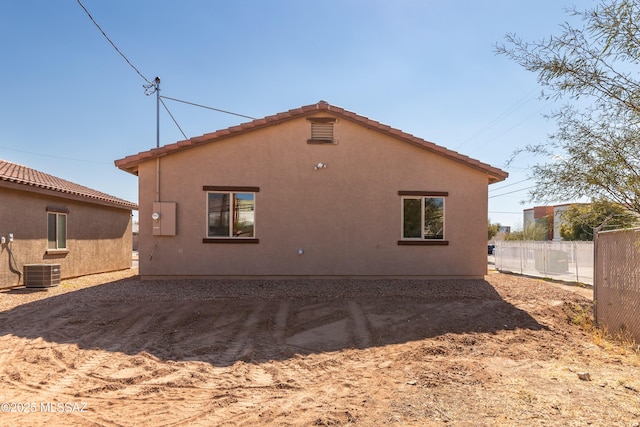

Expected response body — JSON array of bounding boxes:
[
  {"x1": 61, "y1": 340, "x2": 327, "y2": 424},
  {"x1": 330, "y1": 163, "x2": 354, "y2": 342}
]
[
  {"x1": 47, "y1": 213, "x2": 57, "y2": 249},
  {"x1": 401, "y1": 196, "x2": 445, "y2": 240},
  {"x1": 403, "y1": 198, "x2": 422, "y2": 238},
  {"x1": 207, "y1": 192, "x2": 255, "y2": 238},
  {"x1": 208, "y1": 193, "x2": 230, "y2": 237},
  {"x1": 57, "y1": 214, "x2": 67, "y2": 248},
  {"x1": 233, "y1": 193, "x2": 255, "y2": 237},
  {"x1": 424, "y1": 197, "x2": 444, "y2": 239},
  {"x1": 47, "y1": 212, "x2": 67, "y2": 249}
]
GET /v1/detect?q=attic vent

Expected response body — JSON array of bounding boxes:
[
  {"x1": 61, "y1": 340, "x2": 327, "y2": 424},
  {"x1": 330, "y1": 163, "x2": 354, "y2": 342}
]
[{"x1": 307, "y1": 117, "x2": 337, "y2": 144}]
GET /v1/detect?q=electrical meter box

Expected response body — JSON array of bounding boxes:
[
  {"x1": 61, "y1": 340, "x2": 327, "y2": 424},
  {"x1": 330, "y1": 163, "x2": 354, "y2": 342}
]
[{"x1": 152, "y1": 202, "x2": 177, "y2": 236}]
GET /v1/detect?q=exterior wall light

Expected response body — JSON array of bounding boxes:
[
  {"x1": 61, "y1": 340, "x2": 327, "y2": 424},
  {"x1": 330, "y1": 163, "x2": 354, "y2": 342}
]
[{"x1": 314, "y1": 162, "x2": 327, "y2": 170}]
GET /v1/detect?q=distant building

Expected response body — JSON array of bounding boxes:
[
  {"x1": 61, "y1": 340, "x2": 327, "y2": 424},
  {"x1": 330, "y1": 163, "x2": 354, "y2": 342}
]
[
  {"x1": 523, "y1": 204, "x2": 586, "y2": 241},
  {"x1": 552, "y1": 204, "x2": 575, "y2": 241},
  {"x1": 523, "y1": 206, "x2": 555, "y2": 240}
]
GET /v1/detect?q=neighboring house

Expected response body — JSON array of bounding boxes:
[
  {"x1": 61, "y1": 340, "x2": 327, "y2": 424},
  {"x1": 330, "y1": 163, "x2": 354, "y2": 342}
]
[
  {"x1": 115, "y1": 101, "x2": 508, "y2": 279},
  {"x1": 0, "y1": 159, "x2": 137, "y2": 288}
]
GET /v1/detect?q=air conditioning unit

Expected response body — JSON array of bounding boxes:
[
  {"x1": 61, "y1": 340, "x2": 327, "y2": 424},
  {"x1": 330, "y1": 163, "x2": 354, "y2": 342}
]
[{"x1": 23, "y1": 264, "x2": 61, "y2": 288}]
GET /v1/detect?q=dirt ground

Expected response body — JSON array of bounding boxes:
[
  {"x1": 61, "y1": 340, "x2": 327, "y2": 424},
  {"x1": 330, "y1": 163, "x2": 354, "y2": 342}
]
[{"x1": 0, "y1": 269, "x2": 638, "y2": 426}]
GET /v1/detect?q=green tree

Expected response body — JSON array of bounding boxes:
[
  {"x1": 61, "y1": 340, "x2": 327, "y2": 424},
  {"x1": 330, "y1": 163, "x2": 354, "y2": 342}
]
[
  {"x1": 496, "y1": 1, "x2": 640, "y2": 215},
  {"x1": 488, "y1": 220, "x2": 501, "y2": 240},
  {"x1": 559, "y1": 200, "x2": 639, "y2": 240}
]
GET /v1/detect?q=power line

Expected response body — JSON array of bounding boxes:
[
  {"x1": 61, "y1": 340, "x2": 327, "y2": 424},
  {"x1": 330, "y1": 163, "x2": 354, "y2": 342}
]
[
  {"x1": 488, "y1": 185, "x2": 536, "y2": 199},
  {"x1": 76, "y1": 0, "x2": 152, "y2": 85},
  {"x1": 161, "y1": 96, "x2": 257, "y2": 120},
  {"x1": 76, "y1": 1, "x2": 259, "y2": 140},
  {"x1": 454, "y1": 88, "x2": 537, "y2": 151},
  {"x1": 465, "y1": 101, "x2": 552, "y2": 157},
  {"x1": 489, "y1": 178, "x2": 531, "y2": 192},
  {"x1": 0, "y1": 146, "x2": 112, "y2": 164}
]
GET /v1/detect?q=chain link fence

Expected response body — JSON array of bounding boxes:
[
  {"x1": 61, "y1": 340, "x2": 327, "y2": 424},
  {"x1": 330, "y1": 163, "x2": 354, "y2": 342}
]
[
  {"x1": 494, "y1": 240, "x2": 593, "y2": 285},
  {"x1": 594, "y1": 228, "x2": 640, "y2": 343}
]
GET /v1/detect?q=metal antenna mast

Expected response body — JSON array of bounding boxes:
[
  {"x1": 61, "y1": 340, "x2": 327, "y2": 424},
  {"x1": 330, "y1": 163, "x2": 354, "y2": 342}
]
[
  {"x1": 154, "y1": 77, "x2": 160, "y2": 148},
  {"x1": 144, "y1": 76, "x2": 161, "y2": 148}
]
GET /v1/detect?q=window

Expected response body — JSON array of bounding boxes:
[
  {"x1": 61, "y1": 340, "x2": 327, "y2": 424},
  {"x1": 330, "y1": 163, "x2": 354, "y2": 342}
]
[
  {"x1": 402, "y1": 197, "x2": 444, "y2": 239},
  {"x1": 307, "y1": 117, "x2": 337, "y2": 143},
  {"x1": 399, "y1": 191, "x2": 448, "y2": 245},
  {"x1": 47, "y1": 212, "x2": 67, "y2": 249},
  {"x1": 204, "y1": 186, "x2": 259, "y2": 243}
]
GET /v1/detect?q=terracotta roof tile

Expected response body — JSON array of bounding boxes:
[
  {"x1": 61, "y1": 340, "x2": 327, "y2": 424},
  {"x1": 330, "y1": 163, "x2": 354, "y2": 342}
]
[
  {"x1": 115, "y1": 101, "x2": 508, "y2": 184},
  {"x1": 0, "y1": 159, "x2": 137, "y2": 210}
]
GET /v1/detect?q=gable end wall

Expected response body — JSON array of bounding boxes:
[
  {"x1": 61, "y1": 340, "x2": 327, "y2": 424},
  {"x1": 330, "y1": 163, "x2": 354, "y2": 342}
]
[{"x1": 136, "y1": 115, "x2": 489, "y2": 278}]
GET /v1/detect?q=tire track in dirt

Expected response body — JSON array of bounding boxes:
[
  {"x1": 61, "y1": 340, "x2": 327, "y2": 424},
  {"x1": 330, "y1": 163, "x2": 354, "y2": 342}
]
[
  {"x1": 347, "y1": 300, "x2": 373, "y2": 348},
  {"x1": 47, "y1": 350, "x2": 114, "y2": 395},
  {"x1": 273, "y1": 300, "x2": 290, "y2": 347},
  {"x1": 0, "y1": 335, "x2": 17, "y2": 367},
  {"x1": 218, "y1": 301, "x2": 266, "y2": 365},
  {"x1": 0, "y1": 300, "x2": 80, "y2": 342},
  {"x1": 1, "y1": 338, "x2": 80, "y2": 397},
  {"x1": 126, "y1": 301, "x2": 224, "y2": 362},
  {"x1": 0, "y1": 336, "x2": 33, "y2": 394},
  {"x1": 46, "y1": 306, "x2": 163, "y2": 397},
  {"x1": 93, "y1": 305, "x2": 160, "y2": 353}
]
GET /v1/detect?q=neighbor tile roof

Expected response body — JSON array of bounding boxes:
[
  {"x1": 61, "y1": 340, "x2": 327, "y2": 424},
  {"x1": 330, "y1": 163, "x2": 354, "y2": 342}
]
[
  {"x1": 0, "y1": 159, "x2": 137, "y2": 210},
  {"x1": 115, "y1": 100, "x2": 508, "y2": 184}
]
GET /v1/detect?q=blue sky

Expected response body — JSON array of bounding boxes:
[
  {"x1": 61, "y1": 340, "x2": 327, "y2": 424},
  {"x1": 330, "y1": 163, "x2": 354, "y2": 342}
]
[{"x1": 1, "y1": 1, "x2": 592, "y2": 228}]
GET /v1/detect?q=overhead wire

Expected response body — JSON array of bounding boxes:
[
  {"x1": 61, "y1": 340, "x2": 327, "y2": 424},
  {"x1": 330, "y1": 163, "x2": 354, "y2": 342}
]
[
  {"x1": 76, "y1": 0, "x2": 255, "y2": 142},
  {"x1": 12, "y1": 1, "x2": 256, "y2": 166},
  {"x1": 488, "y1": 186, "x2": 536, "y2": 199},
  {"x1": 454, "y1": 88, "x2": 538, "y2": 151},
  {"x1": 160, "y1": 96, "x2": 257, "y2": 120},
  {"x1": 0, "y1": 145, "x2": 112, "y2": 164},
  {"x1": 489, "y1": 178, "x2": 531, "y2": 192},
  {"x1": 76, "y1": 0, "x2": 152, "y2": 85}
]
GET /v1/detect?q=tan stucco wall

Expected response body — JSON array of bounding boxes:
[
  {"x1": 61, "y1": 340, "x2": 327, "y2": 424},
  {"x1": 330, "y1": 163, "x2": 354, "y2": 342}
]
[
  {"x1": 0, "y1": 187, "x2": 132, "y2": 288},
  {"x1": 137, "y1": 114, "x2": 490, "y2": 278}
]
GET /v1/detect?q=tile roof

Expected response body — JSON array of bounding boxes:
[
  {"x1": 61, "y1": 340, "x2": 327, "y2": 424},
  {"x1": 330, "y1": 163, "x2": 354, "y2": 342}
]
[
  {"x1": 115, "y1": 100, "x2": 508, "y2": 184},
  {"x1": 0, "y1": 159, "x2": 137, "y2": 210}
]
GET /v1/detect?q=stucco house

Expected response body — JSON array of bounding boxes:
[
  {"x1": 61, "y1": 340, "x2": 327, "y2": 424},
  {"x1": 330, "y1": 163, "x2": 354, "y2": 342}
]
[
  {"x1": 0, "y1": 159, "x2": 137, "y2": 288},
  {"x1": 116, "y1": 101, "x2": 507, "y2": 279}
]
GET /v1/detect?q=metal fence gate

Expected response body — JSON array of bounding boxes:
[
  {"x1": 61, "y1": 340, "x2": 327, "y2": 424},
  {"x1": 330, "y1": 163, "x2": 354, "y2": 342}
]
[{"x1": 594, "y1": 228, "x2": 640, "y2": 343}]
